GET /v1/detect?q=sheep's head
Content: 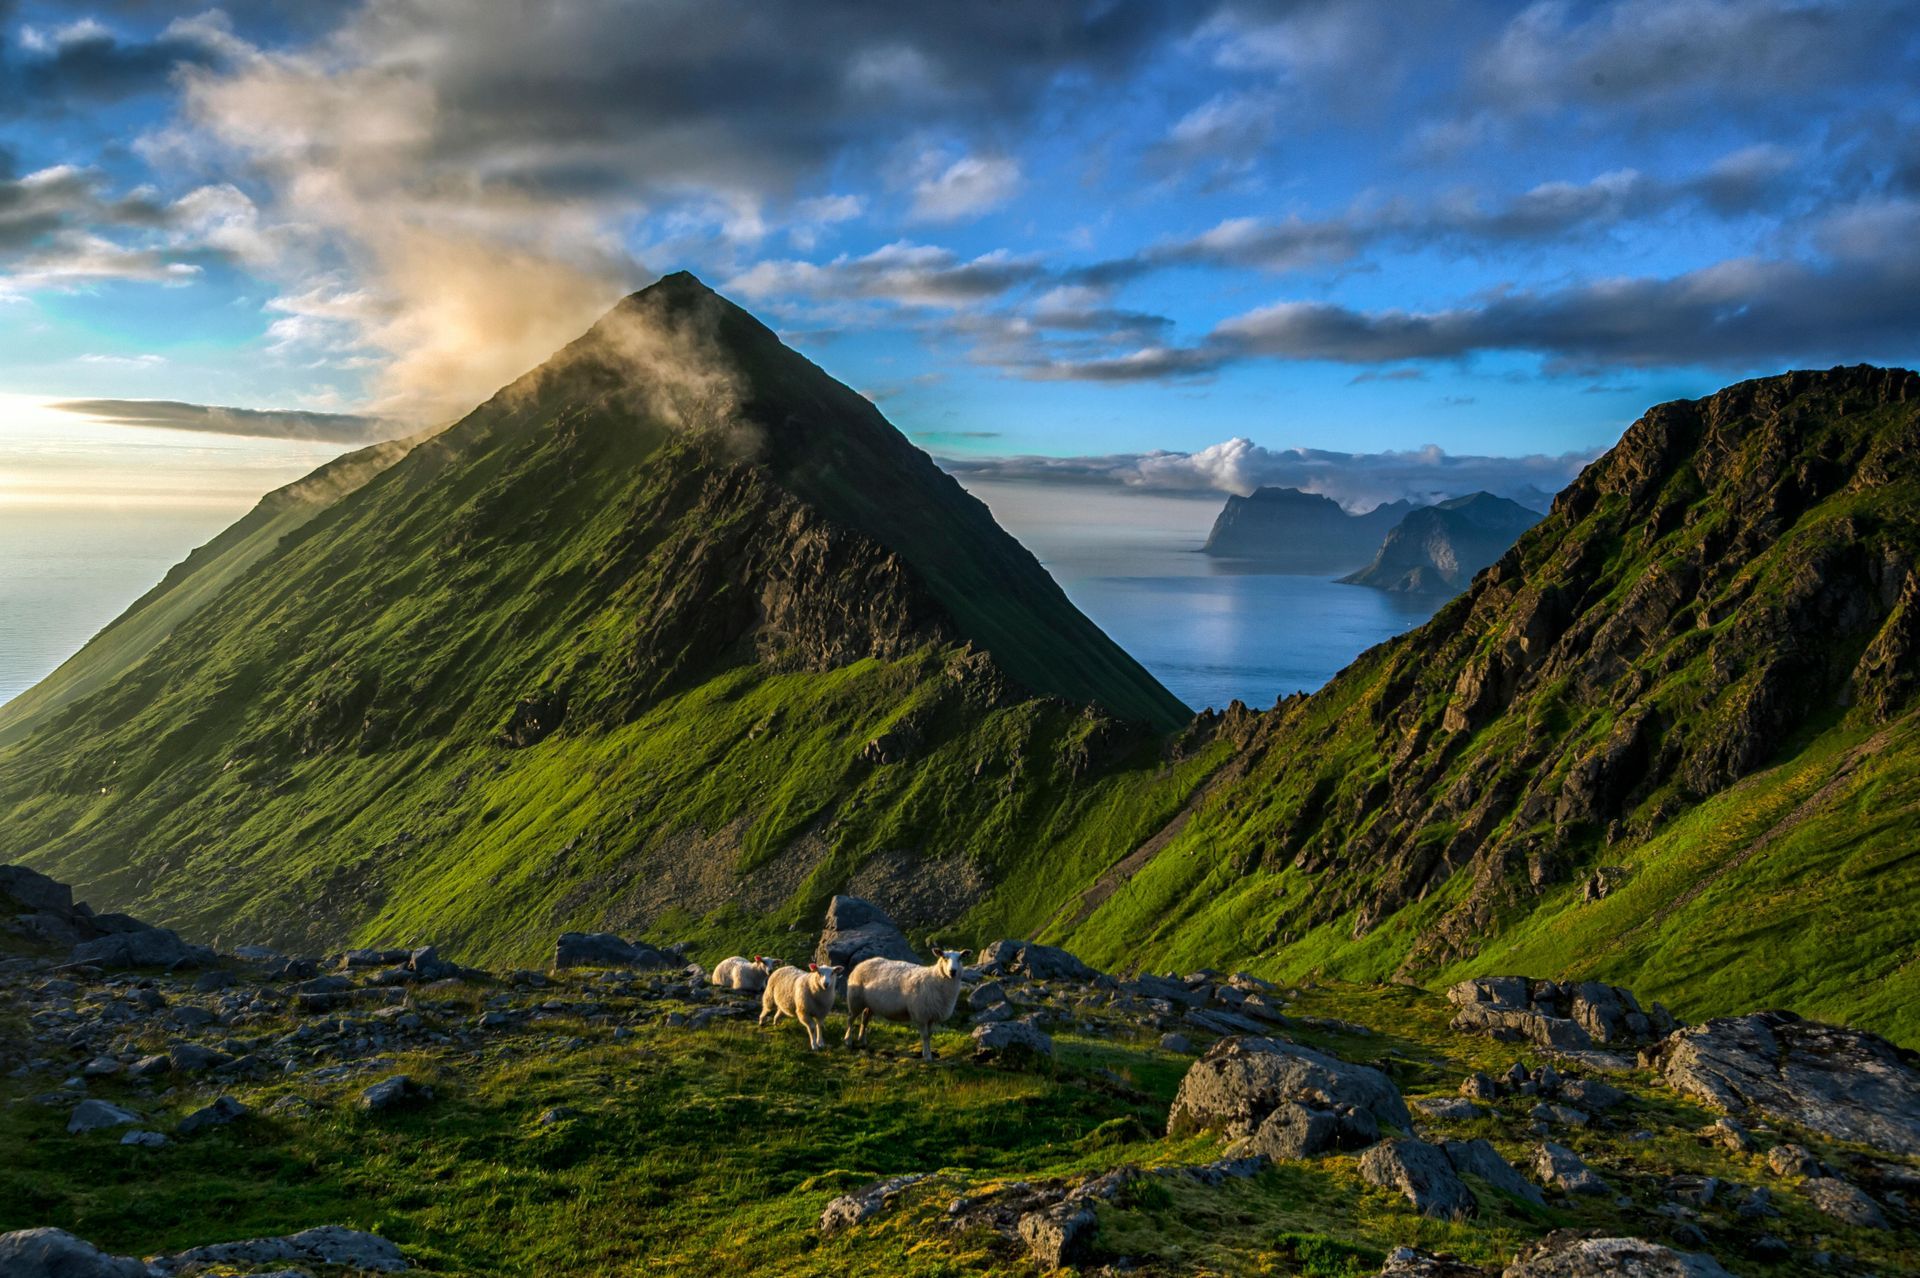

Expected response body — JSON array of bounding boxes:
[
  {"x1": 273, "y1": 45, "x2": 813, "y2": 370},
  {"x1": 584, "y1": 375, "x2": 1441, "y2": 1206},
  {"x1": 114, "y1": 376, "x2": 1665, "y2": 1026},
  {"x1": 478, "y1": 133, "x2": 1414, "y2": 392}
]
[
  {"x1": 931, "y1": 948, "x2": 971, "y2": 980},
  {"x1": 807, "y1": 962, "x2": 845, "y2": 992},
  {"x1": 755, "y1": 955, "x2": 780, "y2": 973}
]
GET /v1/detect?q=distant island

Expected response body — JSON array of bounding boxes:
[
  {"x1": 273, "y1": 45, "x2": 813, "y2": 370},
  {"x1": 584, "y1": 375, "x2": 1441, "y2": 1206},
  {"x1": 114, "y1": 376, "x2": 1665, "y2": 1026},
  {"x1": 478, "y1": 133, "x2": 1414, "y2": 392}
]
[
  {"x1": 1200, "y1": 486, "x2": 1411, "y2": 572},
  {"x1": 1340, "y1": 491, "x2": 1542, "y2": 595}
]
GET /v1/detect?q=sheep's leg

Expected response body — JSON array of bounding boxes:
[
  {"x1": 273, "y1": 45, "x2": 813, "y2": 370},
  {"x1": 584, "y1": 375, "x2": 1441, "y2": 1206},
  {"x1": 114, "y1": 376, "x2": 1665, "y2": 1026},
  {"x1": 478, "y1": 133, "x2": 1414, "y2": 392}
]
[
  {"x1": 804, "y1": 1014, "x2": 823, "y2": 1050},
  {"x1": 919, "y1": 1021, "x2": 933, "y2": 1061}
]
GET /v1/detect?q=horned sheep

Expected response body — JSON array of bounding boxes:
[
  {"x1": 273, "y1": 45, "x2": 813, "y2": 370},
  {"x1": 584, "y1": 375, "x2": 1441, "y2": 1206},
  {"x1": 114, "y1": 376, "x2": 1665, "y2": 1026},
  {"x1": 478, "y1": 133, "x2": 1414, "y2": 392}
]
[
  {"x1": 844, "y1": 948, "x2": 971, "y2": 1061},
  {"x1": 759, "y1": 963, "x2": 843, "y2": 1050},
  {"x1": 712, "y1": 954, "x2": 779, "y2": 992}
]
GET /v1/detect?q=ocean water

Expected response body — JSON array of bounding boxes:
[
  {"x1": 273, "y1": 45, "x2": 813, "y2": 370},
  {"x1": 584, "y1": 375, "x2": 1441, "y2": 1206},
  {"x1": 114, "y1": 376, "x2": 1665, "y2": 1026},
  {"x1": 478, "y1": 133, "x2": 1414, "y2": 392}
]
[
  {"x1": 0, "y1": 506, "x2": 246, "y2": 705},
  {"x1": 965, "y1": 481, "x2": 1444, "y2": 713}
]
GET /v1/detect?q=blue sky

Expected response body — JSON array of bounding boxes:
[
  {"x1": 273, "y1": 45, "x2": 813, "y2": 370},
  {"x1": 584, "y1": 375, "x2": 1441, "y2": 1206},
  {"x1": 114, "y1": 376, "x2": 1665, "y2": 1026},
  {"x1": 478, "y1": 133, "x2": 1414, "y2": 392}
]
[{"x1": 1, "y1": 0, "x2": 1918, "y2": 510}]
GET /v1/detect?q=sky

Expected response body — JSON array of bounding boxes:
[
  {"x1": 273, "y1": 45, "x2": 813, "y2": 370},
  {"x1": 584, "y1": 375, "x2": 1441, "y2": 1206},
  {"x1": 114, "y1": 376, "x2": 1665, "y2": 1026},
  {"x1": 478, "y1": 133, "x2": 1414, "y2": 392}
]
[{"x1": 1, "y1": 0, "x2": 1918, "y2": 515}]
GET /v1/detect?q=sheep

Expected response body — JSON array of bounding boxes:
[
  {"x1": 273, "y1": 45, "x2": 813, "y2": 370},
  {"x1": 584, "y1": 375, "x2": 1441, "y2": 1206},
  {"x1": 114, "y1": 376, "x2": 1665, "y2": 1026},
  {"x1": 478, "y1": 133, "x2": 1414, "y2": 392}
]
[
  {"x1": 759, "y1": 962, "x2": 843, "y2": 1050},
  {"x1": 712, "y1": 954, "x2": 780, "y2": 992},
  {"x1": 843, "y1": 948, "x2": 971, "y2": 1061}
]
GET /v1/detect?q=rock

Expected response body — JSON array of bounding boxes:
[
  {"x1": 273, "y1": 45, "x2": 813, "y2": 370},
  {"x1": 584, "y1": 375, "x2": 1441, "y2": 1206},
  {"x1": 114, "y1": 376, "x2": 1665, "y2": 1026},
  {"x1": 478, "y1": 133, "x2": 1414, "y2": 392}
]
[
  {"x1": 819, "y1": 1172, "x2": 929, "y2": 1234},
  {"x1": 81, "y1": 1056, "x2": 121, "y2": 1078},
  {"x1": 1460, "y1": 1071, "x2": 1501, "y2": 1101},
  {"x1": 978, "y1": 939, "x2": 1100, "y2": 982},
  {"x1": 813, "y1": 895, "x2": 917, "y2": 969},
  {"x1": 1415, "y1": 1096, "x2": 1487, "y2": 1122},
  {"x1": 360, "y1": 1073, "x2": 432, "y2": 1111},
  {"x1": 968, "y1": 981, "x2": 1006, "y2": 1010},
  {"x1": 1167, "y1": 1036, "x2": 1410, "y2": 1140},
  {"x1": 177, "y1": 1095, "x2": 249, "y2": 1135},
  {"x1": 1531, "y1": 1103, "x2": 1589, "y2": 1128},
  {"x1": 0, "y1": 1228, "x2": 147, "y2": 1278},
  {"x1": 1534, "y1": 1142, "x2": 1607, "y2": 1195},
  {"x1": 1447, "y1": 977, "x2": 1669, "y2": 1051},
  {"x1": 1377, "y1": 1246, "x2": 1491, "y2": 1277},
  {"x1": 1557, "y1": 1077, "x2": 1625, "y2": 1111},
  {"x1": 1244, "y1": 1101, "x2": 1339, "y2": 1160},
  {"x1": 970, "y1": 1020, "x2": 1053, "y2": 1063},
  {"x1": 1444, "y1": 1139, "x2": 1545, "y2": 1207},
  {"x1": 1160, "y1": 1032, "x2": 1193, "y2": 1054},
  {"x1": 0, "y1": 865, "x2": 74, "y2": 914},
  {"x1": 1359, "y1": 1139, "x2": 1476, "y2": 1219},
  {"x1": 1128, "y1": 973, "x2": 1208, "y2": 1008},
  {"x1": 120, "y1": 1130, "x2": 168, "y2": 1148},
  {"x1": 1701, "y1": 1117, "x2": 1751, "y2": 1152},
  {"x1": 1658, "y1": 1010, "x2": 1920, "y2": 1156},
  {"x1": 552, "y1": 931, "x2": 672, "y2": 971},
  {"x1": 168, "y1": 1043, "x2": 233, "y2": 1074},
  {"x1": 69, "y1": 926, "x2": 217, "y2": 970},
  {"x1": 1802, "y1": 1176, "x2": 1889, "y2": 1229},
  {"x1": 66, "y1": 1099, "x2": 140, "y2": 1134},
  {"x1": 146, "y1": 1225, "x2": 408, "y2": 1274},
  {"x1": 1017, "y1": 1202, "x2": 1097, "y2": 1270},
  {"x1": 1503, "y1": 1231, "x2": 1735, "y2": 1277},
  {"x1": 1766, "y1": 1143, "x2": 1818, "y2": 1178},
  {"x1": 127, "y1": 1054, "x2": 170, "y2": 1078}
]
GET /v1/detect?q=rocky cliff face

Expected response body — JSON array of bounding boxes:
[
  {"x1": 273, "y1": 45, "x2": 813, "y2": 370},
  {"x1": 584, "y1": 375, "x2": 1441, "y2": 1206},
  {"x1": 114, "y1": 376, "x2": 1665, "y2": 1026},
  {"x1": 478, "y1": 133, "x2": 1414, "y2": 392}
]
[
  {"x1": 1341, "y1": 493, "x2": 1541, "y2": 596},
  {"x1": 1202, "y1": 487, "x2": 1412, "y2": 572}
]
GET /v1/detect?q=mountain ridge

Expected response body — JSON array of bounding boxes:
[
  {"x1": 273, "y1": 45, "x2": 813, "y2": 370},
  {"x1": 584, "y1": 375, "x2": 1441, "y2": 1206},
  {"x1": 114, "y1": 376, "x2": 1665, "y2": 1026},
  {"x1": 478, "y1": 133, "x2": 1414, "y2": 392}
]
[
  {"x1": 1341, "y1": 491, "x2": 1542, "y2": 596},
  {"x1": 1201, "y1": 486, "x2": 1412, "y2": 571}
]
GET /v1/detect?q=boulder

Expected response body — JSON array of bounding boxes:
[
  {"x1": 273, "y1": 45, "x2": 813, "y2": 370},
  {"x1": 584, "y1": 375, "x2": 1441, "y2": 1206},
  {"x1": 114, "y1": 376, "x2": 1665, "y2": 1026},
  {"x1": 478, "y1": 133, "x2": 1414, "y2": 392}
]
[
  {"x1": 66, "y1": 1099, "x2": 140, "y2": 1134},
  {"x1": 1377, "y1": 1246, "x2": 1493, "y2": 1277},
  {"x1": 168, "y1": 1043, "x2": 232, "y2": 1074},
  {"x1": 1443, "y1": 1139, "x2": 1545, "y2": 1207},
  {"x1": 1765, "y1": 1143, "x2": 1817, "y2": 1179},
  {"x1": 1656, "y1": 1010, "x2": 1920, "y2": 1155},
  {"x1": 1557, "y1": 1077, "x2": 1624, "y2": 1112},
  {"x1": 1533, "y1": 1142, "x2": 1607, "y2": 1195},
  {"x1": 360, "y1": 1073, "x2": 433, "y2": 1111},
  {"x1": 1802, "y1": 1176, "x2": 1889, "y2": 1229},
  {"x1": 0, "y1": 1228, "x2": 147, "y2": 1278},
  {"x1": 1447, "y1": 977, "x2": 1669, "y2": 1051},
  {"x1": 1414, "y1": 1096, "x2": 1486, "y2": 1122},
  {"x1": 69, "y1": 926, "x2": 216, "y2": 970},
  {"x1": 814, "y1": 895, "x2": 917, "y2": 969},
  {"x1": 1167, "y1": 1036, "x2": 1410, "y2": 1141},
  {"x1": 177, "y1": 1096, "x2": 249, "y2": 1136},
  {"x1": 1502, "y1": 1231, "x2": 1734, "y2": 1277},
  {"x1": 819, "y1": 1172, "x2": 930, "y2": 1234},
  {"x1": 978, "y1": 939, "x2": 1100, "y2": 982},
  {"x1": 552, "y1": 931, "x2": 673, "y2": 971},
  {"x1": 970, "y1": 1020, "x2": 1054, "y2": 1063},
  {"x1": 0, "y1": 865, "x2": 73, "y2": 914},
  {"x1": 1359, "y1": 1139, "x2": 1476, "y2": 1220},
  {"x1": 1017, "y1": 1202, "x2": 1097, "y2": 1270},
  {"x1": 146, "y1": 1225, "x2": 408, "y2": 1274},
  {"x1": 1244, "y1": 1101, "x2": 1338, "y2": 1160}
]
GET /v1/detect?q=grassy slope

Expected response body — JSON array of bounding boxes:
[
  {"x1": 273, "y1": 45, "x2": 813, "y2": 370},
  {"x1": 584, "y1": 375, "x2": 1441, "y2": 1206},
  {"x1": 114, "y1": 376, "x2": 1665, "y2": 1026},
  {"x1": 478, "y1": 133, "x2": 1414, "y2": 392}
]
[{"x1": 0, "y1": 436, "x2": 416, "y2": 747}]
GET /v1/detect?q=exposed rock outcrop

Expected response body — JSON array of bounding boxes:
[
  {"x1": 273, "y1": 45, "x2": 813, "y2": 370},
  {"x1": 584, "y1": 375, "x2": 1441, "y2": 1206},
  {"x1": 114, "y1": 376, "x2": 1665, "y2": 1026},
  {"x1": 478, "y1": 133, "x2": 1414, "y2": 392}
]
[
  {"x1": 1655, "y1": 1010, "x2": 1920, "y2": 1155},
  {"x1": 1502, "y1": 1231, "x2": 1733, "y2": 1277},
  {"x1": 1447, "y1": 977, "x2": 1671, "y2": 1050},
  {"x1": 814, "y1": 895, "x2": 917, "y2": 969},
  {"x1": 1167, "y1": 1036, "x2": 1410, "y2": 1144}
]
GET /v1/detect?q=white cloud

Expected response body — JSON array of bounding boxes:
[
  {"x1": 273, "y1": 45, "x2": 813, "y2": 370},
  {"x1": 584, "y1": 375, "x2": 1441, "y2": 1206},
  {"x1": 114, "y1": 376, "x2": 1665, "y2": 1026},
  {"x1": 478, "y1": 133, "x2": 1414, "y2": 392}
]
[{"x1": 909, "y1": 152, "x2": 1021, "y2": 222}]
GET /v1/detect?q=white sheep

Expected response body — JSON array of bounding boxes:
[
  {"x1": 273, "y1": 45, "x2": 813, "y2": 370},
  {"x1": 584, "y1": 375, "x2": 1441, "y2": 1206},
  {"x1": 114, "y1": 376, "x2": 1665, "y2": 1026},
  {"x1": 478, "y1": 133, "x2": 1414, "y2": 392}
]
[
  {"x1": 759, "y1": 963, "x2": 843, "y2": 1050},
  {"x1": 712, "y1": 954, "x2": 780, "y2": 992},
  {"x1": 843, "y1": 948, "x2": 971, "y2": 1061}
]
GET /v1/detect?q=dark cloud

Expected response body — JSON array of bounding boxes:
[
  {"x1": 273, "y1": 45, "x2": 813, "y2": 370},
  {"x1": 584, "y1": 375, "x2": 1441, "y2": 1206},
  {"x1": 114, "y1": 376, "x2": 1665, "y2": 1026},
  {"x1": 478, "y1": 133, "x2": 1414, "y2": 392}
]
[
  {"x1": 940, "y1": 436, "x2": 1593, "y2": 509},
  {"x1": 0, "y1": 11, "x2": 234, "y2": 118},
  {"x1": 56, "y1": 398, "x2": 392, "y2": 443}
]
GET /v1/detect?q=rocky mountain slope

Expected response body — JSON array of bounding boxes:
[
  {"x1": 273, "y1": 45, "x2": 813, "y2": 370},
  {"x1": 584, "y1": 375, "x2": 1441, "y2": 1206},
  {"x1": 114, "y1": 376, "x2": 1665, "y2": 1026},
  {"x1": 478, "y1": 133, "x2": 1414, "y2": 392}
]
[
  {"x1": 1053, "y1": 367, "x2": 1920, "y2": 1044},
  {"x1": 1202, "y1": 487, "x2": 1412, "y2": 571},
  {"x1": 1342, "y1": 492, "x2": 1542, "y2": 596},
  {"x1": 0, "y1": 273, "x2": 1193, "y2": 960}
]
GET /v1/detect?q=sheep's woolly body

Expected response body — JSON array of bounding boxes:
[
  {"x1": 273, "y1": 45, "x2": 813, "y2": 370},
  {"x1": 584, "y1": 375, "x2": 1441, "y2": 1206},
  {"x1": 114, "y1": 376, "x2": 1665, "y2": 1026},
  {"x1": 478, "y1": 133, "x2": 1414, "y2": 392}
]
[
  {"x1": 713, "y1": 955, "x2": 775, "y2": 992},
  {"x1": 759, "y1": 965, "x2": 840, "y2": 1049},
  {"x1": 844, "y1": 952, "x2": 967, "y2": 1060}
]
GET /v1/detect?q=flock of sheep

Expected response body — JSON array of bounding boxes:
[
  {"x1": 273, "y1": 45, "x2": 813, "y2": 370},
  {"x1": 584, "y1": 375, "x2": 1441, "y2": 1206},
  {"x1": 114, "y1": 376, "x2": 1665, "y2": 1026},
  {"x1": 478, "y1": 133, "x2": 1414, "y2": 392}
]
[{"x1": 714, "y1": 949, "x2": 973, "y2": 1060}]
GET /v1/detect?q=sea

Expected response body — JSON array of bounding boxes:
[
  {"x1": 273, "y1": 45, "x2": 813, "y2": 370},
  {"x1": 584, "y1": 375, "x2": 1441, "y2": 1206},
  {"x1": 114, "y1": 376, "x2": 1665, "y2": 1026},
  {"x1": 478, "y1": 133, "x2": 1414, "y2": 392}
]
[{"x1": 0, "y1": 471, "x2": 1443, "y2": 717}]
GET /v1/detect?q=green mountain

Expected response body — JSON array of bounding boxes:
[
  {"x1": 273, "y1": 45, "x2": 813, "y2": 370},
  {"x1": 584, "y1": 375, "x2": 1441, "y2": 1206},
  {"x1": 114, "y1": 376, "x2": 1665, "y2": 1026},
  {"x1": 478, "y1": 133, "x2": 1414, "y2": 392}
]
[
  {"x1": 0, "y1": 273, "x2": 1193, "y2": 959},
  {"x1": 1051, "y1": 366, "x2": 1920, "y2": 1044},
  {"x1": 1341, "y1": 492, "x2": 1542, "y2": 596},
  {"x1": 4, "y1": 283, "x2": 1917, "y2": 1049}
]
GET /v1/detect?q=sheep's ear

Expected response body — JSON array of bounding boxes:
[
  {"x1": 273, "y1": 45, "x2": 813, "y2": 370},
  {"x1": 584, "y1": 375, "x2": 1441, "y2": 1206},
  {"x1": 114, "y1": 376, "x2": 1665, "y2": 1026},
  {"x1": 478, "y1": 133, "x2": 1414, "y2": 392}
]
[
  {"x1": 958, "y1": 949, "x2": 973, "y2": 960},
  {"x1": 808, "y1": 962, "x2": 818, "y2": 971}
]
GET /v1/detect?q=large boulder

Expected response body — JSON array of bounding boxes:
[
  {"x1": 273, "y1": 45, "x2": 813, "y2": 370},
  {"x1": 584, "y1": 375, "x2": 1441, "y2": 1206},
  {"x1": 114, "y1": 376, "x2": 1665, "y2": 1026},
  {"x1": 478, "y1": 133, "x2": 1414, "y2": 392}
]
[
  {"x1": 0, "y1": 1228, "x2": 147, "y2": 1278},
  {"x1": 978, "y1": 938, "x2": 1101, "y2": 982},
  {"x1": 1502, "y1": 1231, "x2": 1734, "y2": 1277},
  {"x1": 1533, "y1": 1142, "x2": 1607, "y2": 1195},
  {"x1": 551, "y1": 931, "x2": 673, "y2": 971},
  {"x1": 146, "y1": 1225, "x2": 408, "y2": 1274},
  {"x1": 66, "y1": 1099, "x2": 140, "y2": 1135},
  {"x1": 1167, "y1": 1036, "x2": 1410, "y2": 1141},
  {"x1": 1655, "y1": 1010, "x2": 1920, "y2": 1156},
  {"x1": 1802, "y1": 1176, "x2": 1889, "y2": 1229},
  {"x1": 68, "y1": 926, "x2": 216, "y2": 970},
  {"x1": 814, "y1": 895, "x2": 917, "y2": 969},
  {"x1": 0, "y1": 865, "x2": 73, "y2": 914},
  {"x1": 1359, "y1": 1139, "x2": 1476, "y2": 1220}
]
